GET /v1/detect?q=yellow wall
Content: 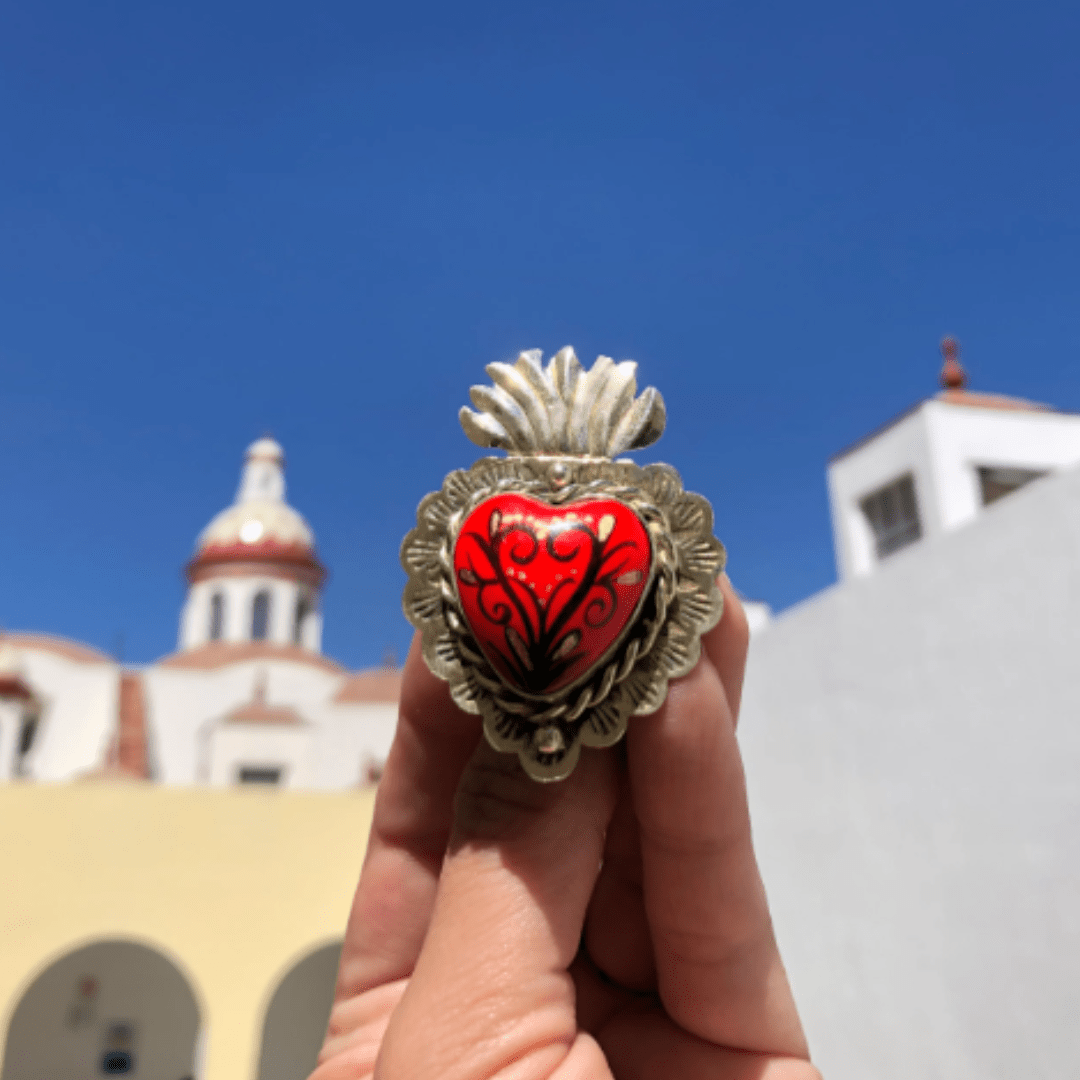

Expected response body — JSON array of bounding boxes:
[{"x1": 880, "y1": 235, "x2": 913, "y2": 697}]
[{"x1": 0, "y1": 781, "x2": 376, "y2": 1079}]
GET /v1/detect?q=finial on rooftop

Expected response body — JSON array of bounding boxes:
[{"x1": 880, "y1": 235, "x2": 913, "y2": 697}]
[{"x1": 940, "y1": 336, "x2": 967, "y2": 390}]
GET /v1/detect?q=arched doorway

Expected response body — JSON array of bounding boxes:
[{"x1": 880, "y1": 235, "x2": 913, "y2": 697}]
[
  {"x1": 2, "y1": 938, "x2": 201, "y2": 1080},
  {"x1": 256, "y1": 941, "x2": 341, "y2": 1080}
]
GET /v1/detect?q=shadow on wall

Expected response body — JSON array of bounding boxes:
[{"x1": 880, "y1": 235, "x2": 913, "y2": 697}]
[
  {"x1": 1, "y1": 938, "x2": 201, "y2": 1080},
  {"x1": 257, "y1": 941, "x2": 342, "y2": 1080}
]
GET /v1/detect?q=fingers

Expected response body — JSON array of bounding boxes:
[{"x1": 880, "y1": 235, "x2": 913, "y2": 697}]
[
  {"x1": 583, "y1": 584, "x2": 749, "y2": 994},
  {"x1": 376, "y1": 739, "x2": 619, "y2": 1080},
  {"x1": 600, "y1": 1008, "x2": 822, "y2": 1080},
  {"x1": 626, "y1": 647, "x2": 809, "y2": 1059},
  {"x1": 582, "y1": 763, "x2": 656, "y2": 991},
  {"x1": 573, "y1": 962, "x2": 820, "y2": 1080},
  {"x1": 332, "y1": 635, "x2": 482, "y2": 1004},
  {"x1": 704, "y1": 573, "x2": 750, "y2": 725}
]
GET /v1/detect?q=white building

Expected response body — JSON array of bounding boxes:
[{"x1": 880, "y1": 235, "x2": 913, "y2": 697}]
[
  {"x1": 740, "y1": 339, "x2": 1080, "y2": 1079},
  {"x1": 0, "y1": 438, "x2": 399, "y2": 790},
  {"x1": 828, "y1": 336, "x2": 1080, "y2": 580}
]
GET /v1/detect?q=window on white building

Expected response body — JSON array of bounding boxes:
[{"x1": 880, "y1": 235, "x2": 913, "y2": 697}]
[
  {"x1": 860, "y1": 474, "x2": 922, "y2": 559},
  {"x1": 251, "y1": 591, "x2": 271, "y2": 641},
  {"x1": 978, "y1": 465, "x2": 1047, "y2": 507},
  {"x1": 293, "y1": 595, "x2": 312, "y2": 645},
  {"x1": 208, "y1": 592, "x2": 225, "y2": 641},
  {"x1": 237, "y1": 765, "x2": 283, "y2": 786},
  {"x1": 13, "y1": 706, "x2": 39, "y2": 778}
]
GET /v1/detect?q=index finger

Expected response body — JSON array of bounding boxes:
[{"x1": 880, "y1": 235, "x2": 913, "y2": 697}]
[{"x1": 332, "y1": 636, "x2": 482, "y2": 1002}]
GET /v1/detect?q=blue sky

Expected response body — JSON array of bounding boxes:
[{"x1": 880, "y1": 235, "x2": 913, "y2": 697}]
[{"x1": 2, "y1": 0, "x2": 1079, "y2": 667}]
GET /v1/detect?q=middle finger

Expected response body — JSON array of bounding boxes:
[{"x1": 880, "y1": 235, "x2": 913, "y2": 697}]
[
  {"x1": 584, "y1": 756, "x2": 657, "y2": 992},
  {"x1": 584, "y1": 583, "x2": 751, "y2": 995}
]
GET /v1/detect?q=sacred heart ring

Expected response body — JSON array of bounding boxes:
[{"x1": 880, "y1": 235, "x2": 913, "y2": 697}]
[{"x1": 401, "y1": 347, "x2": 726, "y2": 782}]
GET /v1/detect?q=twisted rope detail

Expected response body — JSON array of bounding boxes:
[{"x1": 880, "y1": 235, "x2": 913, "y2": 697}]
[{"x1": 437, "y1": 478, "x2": 676, "y2": 728}]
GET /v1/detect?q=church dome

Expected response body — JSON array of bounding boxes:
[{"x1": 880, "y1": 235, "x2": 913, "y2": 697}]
[
  {"x1": 198, "y1": 500, "x2": 315, "y2": 551},
  {"x1": 186, "y1": 439, "x2": 326, "y2": 588}
]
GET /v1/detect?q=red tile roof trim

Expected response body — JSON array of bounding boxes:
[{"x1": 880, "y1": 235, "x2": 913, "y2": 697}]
[
  {"x1": 0, "y1": 674, "x2": 33, "y2": 701},
  {"x1": 333, "y1": 668, "x2": 402, "y2": 703},
  {"x1": 114, "y1": 672, "x2": 150, "y2": 778},
  {"x1": 156, "y1": 641, "x2": 346, "y2": 673},
  {"x1": 225, "y1": 700, "x2": 307, "y2": 725},
  {"x1": 81, "y1": 671, "x2": 151, "y2": 782},
  {"x1": 6, "y1": 633, "x2": 114, "y2": 665},
  {"x1": 937, "y1": 388, "x2": 1052, "y2": 412},
  {"x1": 186, "y1": 540, "x2": 327, "y2": 588}
]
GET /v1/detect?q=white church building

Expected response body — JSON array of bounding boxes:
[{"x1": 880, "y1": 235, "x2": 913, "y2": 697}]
[{"x1": 0, "y1": 437, "x2": 399, "y2": 791}]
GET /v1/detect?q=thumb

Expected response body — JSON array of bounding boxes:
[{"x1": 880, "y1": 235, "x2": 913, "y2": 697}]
[{"x1": 376, "y1": 739, "x2": 618, "y2": 1080}]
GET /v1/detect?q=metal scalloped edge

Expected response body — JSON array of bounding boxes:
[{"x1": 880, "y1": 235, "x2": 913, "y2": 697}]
[
  {"x1": 579, "y1": 717, "x2": 629, "y2": 749},
  {"x1": 400, "y1": 454, "x2": 727, "y2": 779},
  {"x1": 517, "y1": 738, "x2": 583, "y2": 783}
]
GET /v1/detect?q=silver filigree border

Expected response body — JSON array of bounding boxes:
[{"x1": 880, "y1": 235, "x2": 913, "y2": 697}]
[{"x1": 401, "y1": 455, "x2": 726, "y2": 781}]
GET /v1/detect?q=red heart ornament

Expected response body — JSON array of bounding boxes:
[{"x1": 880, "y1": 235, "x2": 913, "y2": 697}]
[{"x1": 453, "y1": 494, "x2": 652, "y2": 696}]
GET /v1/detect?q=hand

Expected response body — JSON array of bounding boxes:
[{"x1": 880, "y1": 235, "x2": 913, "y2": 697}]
[{"x1": 312, "y1": 575, "x2": 821, "y2": 1079}]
